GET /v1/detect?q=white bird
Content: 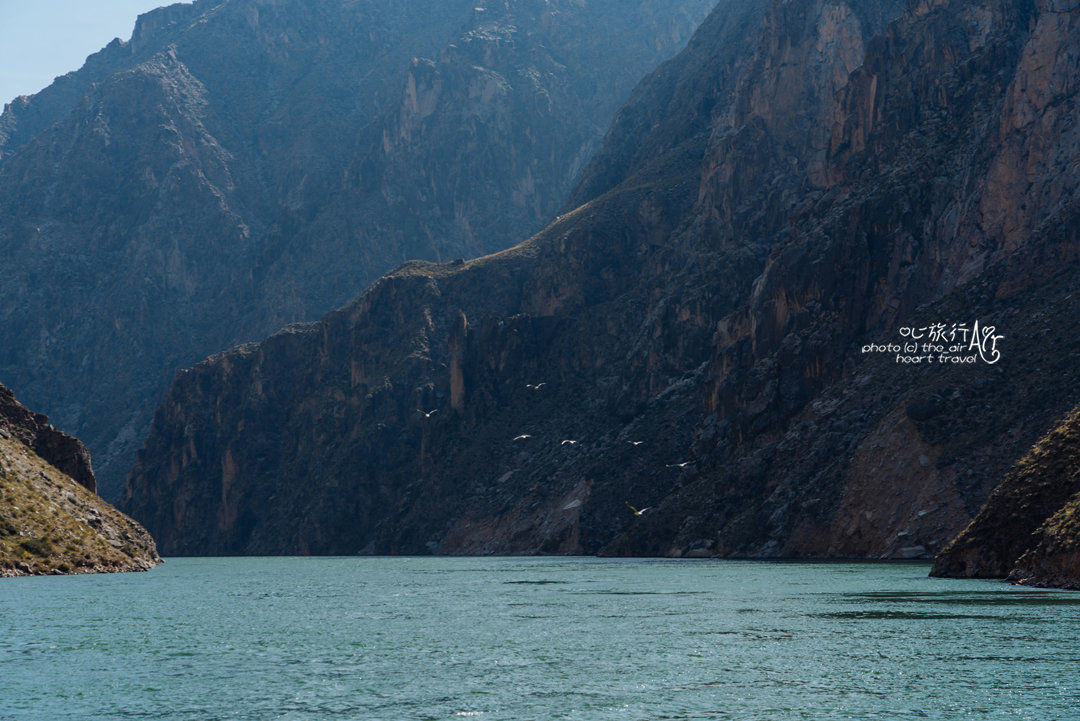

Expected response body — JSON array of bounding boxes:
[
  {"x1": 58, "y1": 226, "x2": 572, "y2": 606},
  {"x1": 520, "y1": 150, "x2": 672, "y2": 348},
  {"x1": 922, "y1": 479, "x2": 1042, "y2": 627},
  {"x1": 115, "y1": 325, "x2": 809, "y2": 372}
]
[
  {"x1": 561, "y1": 439, "x2": 578, "y2": 446},
  {"x1": 417, "y1": 409, "x2": 438, "y2": 419},
  {"x1": 525, "y1": 382, "x2": 547, "y2": 391},
  {"x1": 626, "y1": 502, "x2": 651, "y2": 517},
  {"x1": 628, "y1": 441, "x2": 645, "y2": 446},
  {"x1": 667, "y1": 461, "x2": 692, "y2": 469},
  {"x1": 513, "y1": 434, "x2": 533, "y2": 441}
]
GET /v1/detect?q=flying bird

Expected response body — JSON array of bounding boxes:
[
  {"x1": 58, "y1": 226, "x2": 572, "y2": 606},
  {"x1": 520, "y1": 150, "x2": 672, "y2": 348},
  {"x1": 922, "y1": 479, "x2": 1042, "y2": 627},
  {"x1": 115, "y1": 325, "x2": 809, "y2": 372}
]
[
  {"x1": 513, "y1": 434, "x2": 533, "y2": 441},
  {"x1": 667, "y1": 461, "x2": 693, "y2": 469},
  {"x1": 525, "y1": 383, "x2": 547, "y2": 391},
  {"x1": 561, "y1": 439, "x2": 578, "y2": 446},
  {"x1": 626, "y1": 502, "x2": 651, "y2": 517},
  {"x1": 417, "y1": 409, "x2": 439, "y2": 419},
  {"x1": 628, "y1": 441, "x2": 645, "y2": 446}
]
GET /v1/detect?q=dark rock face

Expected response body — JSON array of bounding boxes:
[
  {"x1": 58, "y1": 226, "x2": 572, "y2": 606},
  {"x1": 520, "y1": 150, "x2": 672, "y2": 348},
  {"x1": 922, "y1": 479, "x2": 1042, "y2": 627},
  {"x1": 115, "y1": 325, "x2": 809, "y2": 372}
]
[
  {"x1": 0, "y1": 0, "x2": 713, "y2": 498},
  {"x1": 122, "y1": 0, "x2": 1080, "y2": 560},
  {"x1": 0, "y1": 383, "x2": 159, "y2": 576},
  {"x1": 932, "y1": 407, "x2": 1080, "y2": 588}
]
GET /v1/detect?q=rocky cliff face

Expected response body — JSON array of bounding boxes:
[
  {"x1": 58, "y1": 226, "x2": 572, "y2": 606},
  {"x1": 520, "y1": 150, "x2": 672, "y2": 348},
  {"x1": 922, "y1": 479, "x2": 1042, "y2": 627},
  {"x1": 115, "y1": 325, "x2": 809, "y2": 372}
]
[
  {"x1": 932, "y1": 407, "x2": 1080, "y2": 588},
  {"x1": 122, "y1": 0, "x2": 1080, "y2": 560},
  {"x1": 0, "y1": 383, "x2": 158, "y2": 576},
  {"x1": 0, "y1": 0, "x2": 712, "y2": 498}
]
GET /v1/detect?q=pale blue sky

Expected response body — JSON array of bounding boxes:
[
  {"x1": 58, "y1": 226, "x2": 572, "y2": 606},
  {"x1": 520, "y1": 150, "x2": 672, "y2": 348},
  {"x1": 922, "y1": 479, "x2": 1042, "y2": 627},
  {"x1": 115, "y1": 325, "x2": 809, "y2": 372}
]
[{"x1": 0, "y1": 1, "x2": 192, "y2": 107}]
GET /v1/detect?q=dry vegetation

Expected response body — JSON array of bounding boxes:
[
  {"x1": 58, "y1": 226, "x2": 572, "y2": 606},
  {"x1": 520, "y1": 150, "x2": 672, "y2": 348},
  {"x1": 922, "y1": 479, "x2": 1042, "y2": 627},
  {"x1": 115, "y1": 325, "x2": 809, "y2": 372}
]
[{"x1": 0, "y1": 433, "x2": 158, "y2": 577}]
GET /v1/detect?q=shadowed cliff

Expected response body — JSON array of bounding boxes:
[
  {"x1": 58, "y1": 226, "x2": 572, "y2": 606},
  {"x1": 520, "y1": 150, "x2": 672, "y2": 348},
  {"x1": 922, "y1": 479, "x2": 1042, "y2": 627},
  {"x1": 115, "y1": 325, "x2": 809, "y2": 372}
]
[
  {"x1": 0, "y1": 0, "x2": 714, "y2": 498},
  {"x1": 122, "y1": 0, "x2": 1080, "y2": 561}
]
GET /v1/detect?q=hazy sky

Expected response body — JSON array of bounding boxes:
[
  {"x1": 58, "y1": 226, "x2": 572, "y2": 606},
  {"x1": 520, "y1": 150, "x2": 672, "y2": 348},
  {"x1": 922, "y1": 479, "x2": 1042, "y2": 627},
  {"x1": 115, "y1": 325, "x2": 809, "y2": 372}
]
[{"x1": 0, "y1": 1, "x2": 191, "y2": 107}]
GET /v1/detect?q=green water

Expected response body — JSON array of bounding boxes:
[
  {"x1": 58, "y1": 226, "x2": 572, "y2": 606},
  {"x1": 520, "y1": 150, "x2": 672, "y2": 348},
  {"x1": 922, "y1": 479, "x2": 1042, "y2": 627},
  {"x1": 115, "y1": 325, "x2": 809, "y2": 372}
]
[{"x1": 2, "y1": 558, "x2": 1079, "y2": 720}]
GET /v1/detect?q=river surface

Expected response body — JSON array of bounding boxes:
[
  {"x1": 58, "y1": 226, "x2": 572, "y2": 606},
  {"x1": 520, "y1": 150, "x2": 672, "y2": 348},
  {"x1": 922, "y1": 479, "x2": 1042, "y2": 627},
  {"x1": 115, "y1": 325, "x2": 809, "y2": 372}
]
[{"x1": 2, "y1": 557, "x2": 1079, "y2": 720}]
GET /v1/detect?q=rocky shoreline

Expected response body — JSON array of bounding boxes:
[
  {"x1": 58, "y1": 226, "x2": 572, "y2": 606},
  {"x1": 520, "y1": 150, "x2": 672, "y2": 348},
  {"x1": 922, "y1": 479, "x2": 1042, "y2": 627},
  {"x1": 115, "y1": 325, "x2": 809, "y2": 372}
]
[{"x1": 932, "y1": 407, "x2": 1080, "y2": 590}]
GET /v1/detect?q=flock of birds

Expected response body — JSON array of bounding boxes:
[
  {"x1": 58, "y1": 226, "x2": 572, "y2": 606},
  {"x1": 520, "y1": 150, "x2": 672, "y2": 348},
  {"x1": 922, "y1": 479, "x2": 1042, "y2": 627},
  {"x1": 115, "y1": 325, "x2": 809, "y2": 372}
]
[{"x1": 417, "y1": 381, "x2": 695, "y2": 518}]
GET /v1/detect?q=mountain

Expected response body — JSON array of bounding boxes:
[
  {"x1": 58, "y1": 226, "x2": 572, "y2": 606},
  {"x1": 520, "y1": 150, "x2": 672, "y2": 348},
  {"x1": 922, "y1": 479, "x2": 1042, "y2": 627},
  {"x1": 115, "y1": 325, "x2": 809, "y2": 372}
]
[
  {"x1": 121, "y1": 0, "x2": 1080, "y2": 560},
  {"x1": 0, "y1": 384, "x2": 158, "y2": 576},
  {"x1": 932, "y1": 406, "x2": 1080, "y2": 589},
  {"x1": 0, "y1": 0, "x2": 714, "y2": 498}
]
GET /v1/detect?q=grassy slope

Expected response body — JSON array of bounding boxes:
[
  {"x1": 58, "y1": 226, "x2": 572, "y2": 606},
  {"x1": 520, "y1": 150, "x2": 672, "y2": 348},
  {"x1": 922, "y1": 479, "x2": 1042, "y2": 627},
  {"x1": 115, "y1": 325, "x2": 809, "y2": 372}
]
[{"x1": 0, "y1": 433, "x2": 159, "y2": 577}]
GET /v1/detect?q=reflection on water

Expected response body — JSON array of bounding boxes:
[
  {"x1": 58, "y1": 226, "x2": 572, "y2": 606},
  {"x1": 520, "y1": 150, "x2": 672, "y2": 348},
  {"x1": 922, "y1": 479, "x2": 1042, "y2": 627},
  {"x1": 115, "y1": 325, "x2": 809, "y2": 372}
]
[
  {"x1": 2, "y1": 557, "x2": 1079, "y2": 720},
  {"x1": 846, "y1": 591, "x2": 1080, "y2": 606},
  {"x1": 810, "y1": 611, "x2": 1004, "y2": 621}
]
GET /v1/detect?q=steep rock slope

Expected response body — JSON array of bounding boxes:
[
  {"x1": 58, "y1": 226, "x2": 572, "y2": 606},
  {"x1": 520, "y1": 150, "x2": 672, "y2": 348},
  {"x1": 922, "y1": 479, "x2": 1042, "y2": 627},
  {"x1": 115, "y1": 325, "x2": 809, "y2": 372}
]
[
  {"x1": 0, "y1": 0, "x2": 713, "y2": 497},
  {"x1": 1011, "y1": 494, "x2": 1080, "y2": 589},
  {"x1": 123, "y1": 0, "x2": 1080, "y2": 559},
  {"x1": 0, "y1": 384, "x2": 158, "y2": 576},
  {"x1": 932, "y1": 407, "x2": 1080, "y2": 588},
  {"x1": 0, "y1": 384, "x2": 97, "y2": 494}
]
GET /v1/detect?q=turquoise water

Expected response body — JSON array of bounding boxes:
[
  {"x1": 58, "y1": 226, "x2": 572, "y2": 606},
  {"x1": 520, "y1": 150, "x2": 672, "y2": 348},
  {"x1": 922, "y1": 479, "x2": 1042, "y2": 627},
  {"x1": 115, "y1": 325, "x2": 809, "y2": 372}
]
[{"x1": 2, "y1": 558, "x2": 1079, "y2": 720}]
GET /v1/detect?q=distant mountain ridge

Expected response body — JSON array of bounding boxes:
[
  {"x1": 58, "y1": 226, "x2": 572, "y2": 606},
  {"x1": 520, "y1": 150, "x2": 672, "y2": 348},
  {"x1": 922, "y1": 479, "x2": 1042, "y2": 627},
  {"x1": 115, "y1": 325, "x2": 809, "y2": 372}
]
[
  {"x1": 0, "y1": 0, "x2": 715, "y2": 497},
  {"x1": 121, "y1": 0, "x2": 1080, "y2": 560}
]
